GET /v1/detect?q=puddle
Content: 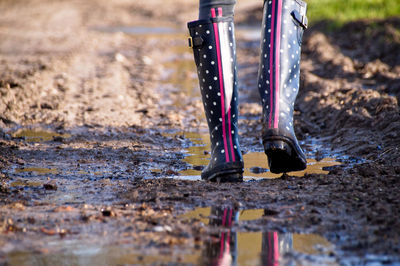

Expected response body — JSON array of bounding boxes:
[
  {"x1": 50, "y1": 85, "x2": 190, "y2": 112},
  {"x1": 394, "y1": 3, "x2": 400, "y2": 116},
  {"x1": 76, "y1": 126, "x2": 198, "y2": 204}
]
[
  {"x1": 10, "y1": 179, "x2": 42, "y2": 187},
  {"x1": 131, "y1": 24, "x2": 341, "y2": 180},
  {"x1": 181, "y1": 206, "x2": 335, "y2": 265},
  {"x1": 14, "y1": 168, "x2": 108, "y2": 177},
  {"x1": 5, "y1": 207, "x2": 334, "y2": 266},
  {"x1": 168, "y1": 132, "x2": 340, "y2": 180},
  {"x1": 6, "y1": 242, "x2": 201, "y2": 266},
  {"x1": 15, "y1": 167, "x2": 58, "y2": 175},
  {"x1": 12, "y1": 128, "x2": 71, "y2": 142},
  {"x1": 161, "y1": 49, "x2": 199, "y2": 105}
]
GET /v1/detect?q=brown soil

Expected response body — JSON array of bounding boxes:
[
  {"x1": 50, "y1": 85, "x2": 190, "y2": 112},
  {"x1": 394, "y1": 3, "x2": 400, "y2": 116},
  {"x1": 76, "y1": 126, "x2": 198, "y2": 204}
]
[{"x1": 0, "y1": 0, "x2": 399, "y2": 264}]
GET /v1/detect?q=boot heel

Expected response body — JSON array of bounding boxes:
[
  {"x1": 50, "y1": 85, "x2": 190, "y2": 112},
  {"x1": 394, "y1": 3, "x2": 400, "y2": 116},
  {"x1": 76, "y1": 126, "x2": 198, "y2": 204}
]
[
  {"x1": 264, "y1": 140, "x2": 293, "y2": 174},
  {"x1": 263, "y1": 139, "x2": 306, "y2": 174},
  {"x1": 263, "y1": 140, "x2": 292, "y2": 154}
]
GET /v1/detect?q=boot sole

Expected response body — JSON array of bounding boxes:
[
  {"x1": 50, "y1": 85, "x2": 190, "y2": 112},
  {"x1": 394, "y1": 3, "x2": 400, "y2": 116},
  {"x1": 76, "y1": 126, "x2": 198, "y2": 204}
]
[
  {"x1": 263, "y1": 138, "x2": 306, "y2": 174},
  {"x1": 201, "y1": 164, "x2": 244, "y2": 183}
]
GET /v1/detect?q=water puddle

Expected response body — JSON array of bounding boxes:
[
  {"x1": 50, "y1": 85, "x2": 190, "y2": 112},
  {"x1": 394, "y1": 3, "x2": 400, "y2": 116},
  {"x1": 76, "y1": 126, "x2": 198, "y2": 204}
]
[
  {"x1": 5, "y1": 206, "x2": 334, "y2": 266},
  {"x1": 93, "y1": 24, "x2": 341, "y2": 180},
  {"x1": 180, "y1": 206, "x2": 335, "y2": 265},
  {"x1": 6, "y1": 242, "x2": 200, "y2": 266},
  {"x1": 10, "y1": 179, "x2": 42, "y2": 187},
  {"x1": 15, "y1": 167, "x2": 58, "y2": 175},
  {"x1": 12, "y1": 128, "x2": 71, "y2": 142},
  {"x1": 168, "y1": 132, "x2": 340, "y2": 180}
]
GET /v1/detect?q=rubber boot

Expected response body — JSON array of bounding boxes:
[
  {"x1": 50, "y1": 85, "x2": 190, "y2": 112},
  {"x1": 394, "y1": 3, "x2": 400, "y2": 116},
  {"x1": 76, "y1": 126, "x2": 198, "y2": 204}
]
[
  {"x1": 258, "y1": 0, "x2": 308, "y2": 173},
  {"x1": 188, "y1": 7, "x2": 243, "y2": 182}
]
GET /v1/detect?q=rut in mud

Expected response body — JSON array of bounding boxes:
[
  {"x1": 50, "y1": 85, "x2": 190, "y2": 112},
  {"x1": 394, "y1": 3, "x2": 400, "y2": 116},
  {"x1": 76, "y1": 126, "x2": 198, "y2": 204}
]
[{"x1": 0, "y1": 0, "x2": 400, "y2": 265}]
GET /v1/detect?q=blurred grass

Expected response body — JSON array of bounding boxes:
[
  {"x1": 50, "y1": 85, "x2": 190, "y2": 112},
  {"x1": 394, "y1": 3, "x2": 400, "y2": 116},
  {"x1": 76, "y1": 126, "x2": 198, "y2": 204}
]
[{"x1": 306, "y1": 0, "x2": 400, "y2": 28}]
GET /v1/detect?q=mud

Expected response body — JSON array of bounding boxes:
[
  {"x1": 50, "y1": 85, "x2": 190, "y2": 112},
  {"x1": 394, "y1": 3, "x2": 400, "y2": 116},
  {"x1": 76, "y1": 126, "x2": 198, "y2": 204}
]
[{"x1": 0, "y1": 0, "x2": 400, "y2": 265}]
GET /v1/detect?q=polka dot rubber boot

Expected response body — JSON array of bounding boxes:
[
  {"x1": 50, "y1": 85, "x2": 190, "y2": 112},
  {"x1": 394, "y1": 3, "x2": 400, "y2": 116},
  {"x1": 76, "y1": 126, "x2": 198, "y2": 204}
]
[
  {"x1": 188, "y1": 8, "x2": 244, "y2": 182},
  {"x1": 258, "y1": 0, "x2": 308, "y2": 174}
]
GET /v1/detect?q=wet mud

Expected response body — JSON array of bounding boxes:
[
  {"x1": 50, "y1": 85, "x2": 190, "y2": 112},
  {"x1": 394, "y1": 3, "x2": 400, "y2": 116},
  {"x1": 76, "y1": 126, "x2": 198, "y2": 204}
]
[{"x1": 0, "y1": 0, "x2": 399, "y2": 265}]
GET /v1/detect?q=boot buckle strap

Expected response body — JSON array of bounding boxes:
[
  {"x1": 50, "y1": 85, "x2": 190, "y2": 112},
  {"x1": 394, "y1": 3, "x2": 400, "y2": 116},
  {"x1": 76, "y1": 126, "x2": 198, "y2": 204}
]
[
  {"x1": 291, "y1": 10, "x2": 308, "y2": 29},
  {"x1": 188, "y1": 37, "x2": 193, "y2": 48},
  {"x1": 188, "y1": 36, "x2": 204, "y2": 48}
]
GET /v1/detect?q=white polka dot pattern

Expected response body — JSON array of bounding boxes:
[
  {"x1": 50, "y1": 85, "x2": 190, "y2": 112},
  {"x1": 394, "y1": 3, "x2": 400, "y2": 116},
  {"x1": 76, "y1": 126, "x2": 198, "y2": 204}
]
[
  {"x1": 257, "y1": 0, "x2": 306, "y2": 139},
  {"x1": 187, "y1": 11, "x2": 243, "y2": 179}
]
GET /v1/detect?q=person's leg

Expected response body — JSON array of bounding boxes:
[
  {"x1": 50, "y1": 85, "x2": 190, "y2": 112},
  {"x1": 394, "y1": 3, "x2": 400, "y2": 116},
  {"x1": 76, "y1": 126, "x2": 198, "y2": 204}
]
[
  {"x1": 258, "y1": 0, "x2": 308, "y2": 173},
  {"x1": 187, "y1": 0, "x2": 243, "y2": 182},
  {"x1": 199, "y1": 0, "x2": 236, "y2": 19}
]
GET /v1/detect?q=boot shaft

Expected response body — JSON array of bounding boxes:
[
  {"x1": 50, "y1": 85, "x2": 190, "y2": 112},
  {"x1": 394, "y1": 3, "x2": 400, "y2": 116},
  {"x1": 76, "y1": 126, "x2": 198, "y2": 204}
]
[
  {"x1": 188, "y1": 8, "x2": 242, "y2": 165},
  {"x1": 258, "y1": 0, "x2": 308, "y2": 173},
  {"x1": 258, "y1": 0, "x2": 307, "y2": 132}
]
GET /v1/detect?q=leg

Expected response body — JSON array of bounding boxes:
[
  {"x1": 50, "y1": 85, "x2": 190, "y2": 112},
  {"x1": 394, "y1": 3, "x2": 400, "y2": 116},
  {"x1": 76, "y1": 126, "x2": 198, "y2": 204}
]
[
  {"x1": 199, "y1": 0, "x2": 236, "y2": 19},
  {"x1": 258, "y1": 0, "x2": 308, "y2": 173},
  {"x1": 187, "y1": 1, "x2": 243, "y2": 182}
]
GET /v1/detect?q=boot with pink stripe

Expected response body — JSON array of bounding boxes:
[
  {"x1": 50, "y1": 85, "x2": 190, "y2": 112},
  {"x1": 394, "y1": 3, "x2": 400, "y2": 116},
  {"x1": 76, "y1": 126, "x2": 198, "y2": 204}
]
[
  {"x1": 188, "y1": 7, "x2": 244, "y2": 182},
  {"x1": 258, "y1": 0, "x2": 308, "y2": 173}
]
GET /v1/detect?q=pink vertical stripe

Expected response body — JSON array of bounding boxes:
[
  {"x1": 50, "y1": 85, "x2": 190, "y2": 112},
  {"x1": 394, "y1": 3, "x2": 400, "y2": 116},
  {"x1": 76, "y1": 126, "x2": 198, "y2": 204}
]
[
  {"x1": 225, "y1": 208, "x2": 232, "y2": 254},
  {"x1": 218, "y1": 7, "x2": 222, "y2": 16},
  {"x1": 273, "y1": 232, "x2": 279, "y2": 266},
  {"x1": 268, "y1": 0, "x2": 276, "y2": 128},
  {"x1": 211, "y1": 8, "x2": 216, "y2": 18},
  {"x1": 274, "y1": 0, "x2": 282, "y2": 129},
  {"x1": 219, "y1": 8, "x2": 236, "y2": 162},
  {"x1": 227, "y1": 108, "x2": 235, "y2": 162},
  {"x1": 212, "y1": 8, "x2": 230, "y2": 162},
  {"x1": 222, "y1": 208, "x2": 227, "y2": 226},
  {"x1": 227, "y1": 208, "x2": 233, "y2": 227},
  {"x1": 218, "y1": 208, "x2": 228, "y2": 260}
]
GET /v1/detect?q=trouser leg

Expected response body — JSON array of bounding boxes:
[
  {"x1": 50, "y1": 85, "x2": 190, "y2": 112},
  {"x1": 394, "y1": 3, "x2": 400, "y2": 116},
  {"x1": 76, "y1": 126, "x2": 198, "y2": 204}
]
[{"x1": 199, "y1": 0, "x2": 236, "y2": 19}]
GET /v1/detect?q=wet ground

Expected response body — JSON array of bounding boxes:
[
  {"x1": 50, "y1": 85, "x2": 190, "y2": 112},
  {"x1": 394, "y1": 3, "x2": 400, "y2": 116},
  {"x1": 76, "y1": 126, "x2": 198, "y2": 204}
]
[{"x1": 0, "y1": 0, "x2": 400, "y2": 265}]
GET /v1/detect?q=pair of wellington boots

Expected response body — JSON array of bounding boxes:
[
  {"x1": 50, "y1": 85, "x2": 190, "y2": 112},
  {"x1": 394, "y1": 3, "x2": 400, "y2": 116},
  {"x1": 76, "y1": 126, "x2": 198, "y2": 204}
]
[{"x1": 188, "y1": 0, "x2": 308, "y2": 182}]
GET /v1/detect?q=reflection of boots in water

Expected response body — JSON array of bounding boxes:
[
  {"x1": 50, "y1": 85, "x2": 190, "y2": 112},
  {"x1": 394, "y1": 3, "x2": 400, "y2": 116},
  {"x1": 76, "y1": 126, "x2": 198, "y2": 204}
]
[
  {"x1": 187, "y1": 3, "x2": 244, "y2": 182},
  {"x1": 202, "y1": 207, "x2": 238, "y2": 266},
  {"x1": 258, "y1": 0, "x2": 308, "y2": 173},
  {"x1": 261, "y1": 231, "x2": 293, "y2": 266}
]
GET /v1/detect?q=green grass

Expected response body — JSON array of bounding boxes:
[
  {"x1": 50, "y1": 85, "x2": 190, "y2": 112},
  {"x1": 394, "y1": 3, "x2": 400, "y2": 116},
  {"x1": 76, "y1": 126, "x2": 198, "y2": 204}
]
[{"x1": 306, "y1": 0, "x2": 400, "y2": 27}]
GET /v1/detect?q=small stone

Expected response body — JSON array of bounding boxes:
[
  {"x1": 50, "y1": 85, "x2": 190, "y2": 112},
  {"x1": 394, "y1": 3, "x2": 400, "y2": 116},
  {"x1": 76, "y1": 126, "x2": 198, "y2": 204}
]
[{"x1": 43, "y1": 181, "x2": 57, "y2": 190}]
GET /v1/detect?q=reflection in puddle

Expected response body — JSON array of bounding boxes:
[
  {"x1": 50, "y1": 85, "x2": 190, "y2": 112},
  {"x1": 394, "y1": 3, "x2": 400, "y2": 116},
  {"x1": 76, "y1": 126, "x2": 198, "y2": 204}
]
[
  {"x1": 174, "y1": 132, "x2": 340, "y2": 180},
  {"x1": 182, "y1": 206, "x2": 334, "y2": 265},
  {"x1": 12, "y1": 128, "x2": 71, "y2": 142},
  {"x1": 6, "y1": 243, "x2": 200, "y2": 266},
  {"x1": 15, "y1": 167, "x2": 58, "y2": 175},
  {"x1": 5, "y1": 207, "x2": 334, "y2": 265}
]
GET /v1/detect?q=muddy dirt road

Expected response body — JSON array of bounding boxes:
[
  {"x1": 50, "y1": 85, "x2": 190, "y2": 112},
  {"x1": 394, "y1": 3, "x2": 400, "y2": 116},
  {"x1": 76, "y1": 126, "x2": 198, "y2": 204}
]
[{"x1": 1, "y1": 0, "x2": 400, "y2": 265}]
